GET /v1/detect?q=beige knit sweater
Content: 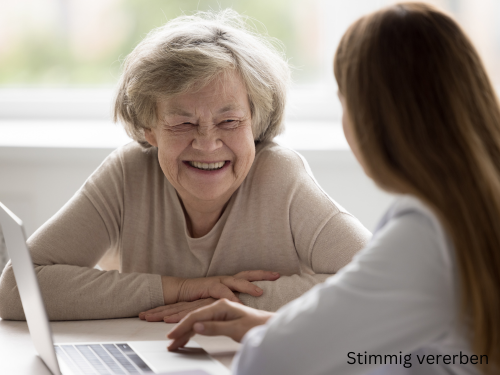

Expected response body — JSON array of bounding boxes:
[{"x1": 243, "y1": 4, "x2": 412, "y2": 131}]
[{"x1": 0, "y1": 141, "x2": 371, "y2": 320}]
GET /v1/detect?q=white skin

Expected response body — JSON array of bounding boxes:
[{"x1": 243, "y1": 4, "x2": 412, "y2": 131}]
[
  {"x1": 166, "y1": 92, "x2": 365, "y2": 350},
  {"x1": 139, "y1": 71, "x2": 280, "y2": 323}
]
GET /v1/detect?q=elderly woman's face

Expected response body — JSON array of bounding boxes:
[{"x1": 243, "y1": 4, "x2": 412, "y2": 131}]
[{"x1": 145, "y1": 72, "x2": 255, "y2": 207}]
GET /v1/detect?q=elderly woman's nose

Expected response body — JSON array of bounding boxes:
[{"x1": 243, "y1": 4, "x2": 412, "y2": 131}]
[{"x1": 192, "y1": 126, "x2": 223, "y2": 152}]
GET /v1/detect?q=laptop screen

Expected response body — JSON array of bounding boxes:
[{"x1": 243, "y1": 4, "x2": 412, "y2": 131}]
[{"x1": 0, "y1": 202, "x2": 61, "y2": 375}]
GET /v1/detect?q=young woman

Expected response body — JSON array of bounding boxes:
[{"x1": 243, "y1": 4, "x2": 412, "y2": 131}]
[{"x1": 167, "y1": 3, "x2": 500, "y2": 374}]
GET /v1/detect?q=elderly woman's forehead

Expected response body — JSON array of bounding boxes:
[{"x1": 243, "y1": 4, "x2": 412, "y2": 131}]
[
  {"x1": 158, "y1": 76, "x2": 249, "y2": 111},
  {"x1": 159, "y1": 96, "x2": 248, "y2": 115}
]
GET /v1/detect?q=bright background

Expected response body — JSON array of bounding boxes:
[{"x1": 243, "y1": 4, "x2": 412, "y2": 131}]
[
  {"x1": 2, "y1": 0, "x2": 500, "y2": 87},
  {"x1": 1, "y1": 0, "x2": 500, "y2": 270}
]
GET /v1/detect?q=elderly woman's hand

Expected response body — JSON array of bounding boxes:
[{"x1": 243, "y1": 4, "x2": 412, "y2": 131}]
[
  {"x1": 166, "y1": 299, "x2": 274, "y2": 351},
  {"x1": 139, "y1": 298, "x2": 218, "y2": 323},
  {"x1": 139, "y1": 270, "x2": 279, "y2": 322}
]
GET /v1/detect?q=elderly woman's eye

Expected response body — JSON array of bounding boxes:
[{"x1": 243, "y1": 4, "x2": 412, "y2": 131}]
[
  {"x1": 219, "y1": 119, "x2": 240, "y2": 129},
  {"x1": 167, "y1": 123, "x2": 195, "y2": 133}
]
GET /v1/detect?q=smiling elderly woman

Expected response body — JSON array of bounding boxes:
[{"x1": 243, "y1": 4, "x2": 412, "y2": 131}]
[{"x1": 0, "y1": 10, "x2": 370, "y2": 322}]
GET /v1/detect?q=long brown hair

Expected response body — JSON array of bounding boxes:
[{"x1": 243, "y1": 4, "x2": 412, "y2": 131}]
[{"x1": 334, "y1": 2, "x2": 500, "y2": 372}]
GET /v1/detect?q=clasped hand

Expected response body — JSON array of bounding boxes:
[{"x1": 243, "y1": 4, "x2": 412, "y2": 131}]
[{"x1": 139, "y1": 270, "x2": 279, "y2": 323}]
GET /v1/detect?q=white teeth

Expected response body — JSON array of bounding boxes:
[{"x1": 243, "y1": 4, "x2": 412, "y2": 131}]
[{"x1": 189, "y1": 161, "x2": 225, "y2": 170}]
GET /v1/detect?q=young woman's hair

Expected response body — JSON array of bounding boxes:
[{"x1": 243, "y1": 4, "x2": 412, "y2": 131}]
[{"x1": 334, "y1": 2, "x2": 500, "y2": 372}]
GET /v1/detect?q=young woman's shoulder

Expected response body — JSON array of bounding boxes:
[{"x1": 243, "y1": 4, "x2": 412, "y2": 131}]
[
  {"x1": 367, "y1": 195, "x2": 455, "y2": 284},
  {"x1": 376, "y1": 196, "x2": 452, "y2": 256}
]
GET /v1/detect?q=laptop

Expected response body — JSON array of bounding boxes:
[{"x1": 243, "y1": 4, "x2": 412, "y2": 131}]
[{"x1": 0, "y1": 201, "x2": 231, "y2": 375}]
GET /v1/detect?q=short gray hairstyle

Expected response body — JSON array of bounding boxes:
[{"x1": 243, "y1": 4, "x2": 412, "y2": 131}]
[{"x1": 114, "y1": 9, "x2": 291, "y2": 148}]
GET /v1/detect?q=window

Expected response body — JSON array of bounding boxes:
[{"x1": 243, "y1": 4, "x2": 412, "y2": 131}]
[
  {"x1": 1, "y1": 0, "x2": 499, "y2": 148},
  {"x1": 1, "y1": 0, "x2": 326, "y2": 85}
]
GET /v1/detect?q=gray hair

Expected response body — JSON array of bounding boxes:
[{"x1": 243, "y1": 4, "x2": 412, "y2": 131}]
[{"x1": 114, "y1": 9, "x2": 291, "y2": 147}]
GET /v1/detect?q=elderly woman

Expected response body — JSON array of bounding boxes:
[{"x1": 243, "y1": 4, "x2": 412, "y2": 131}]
[{"x1": 0, "y1": 10, "x2": 370, "y2": 322}]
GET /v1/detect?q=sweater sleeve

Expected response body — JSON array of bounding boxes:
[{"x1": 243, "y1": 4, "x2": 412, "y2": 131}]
[
  {"x1": 233, "y1": 210, "x2": 456, "y2": 375},
  {"x1": 239, "y1": 210, "x2": 371, "y2": 311},
  {"x1": 240, "y1": 160, "x2": 371, "y2": 311},
  {"x1": 0, "y1": 150, "x2": 164, "y2": 321}
]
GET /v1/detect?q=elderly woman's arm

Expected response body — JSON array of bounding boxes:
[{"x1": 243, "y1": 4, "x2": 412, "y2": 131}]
[
  {"x1": 0, "y1": 191, "x2": 165, "y2": 320},
  {"x1": 0, "y1": 147, "x2": 276, "y2": 321},
  {"x1": 0, "y1": 191, "x2": 276, "y2": 320},
  {"x1": 238, "y1": 211, "x2": 371, "y2": 311},
  {"x1": 220, "y1": 145, "x2": 372, "y2": 312}
]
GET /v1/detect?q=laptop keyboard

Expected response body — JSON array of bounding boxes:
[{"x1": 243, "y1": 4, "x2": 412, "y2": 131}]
[{"x1": 55, "y1": 343, "x2": 154, "y2": 374}]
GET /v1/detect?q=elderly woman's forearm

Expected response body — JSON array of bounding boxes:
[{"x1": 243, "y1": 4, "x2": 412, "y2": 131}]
[
  {"x1": 161, "y1": 276, "x2": 185, "y2": 304},
  {"x1": 0, "y1": 263, "x2": 164, "y2": 320},
  {"x1": 0, "y1": 264, "x2": 26, "y2": 320},
  {"x1": 162, "y1": 272, "x2": 281, "y2": 308},
  {"x1": 238, "y1": 274, "x2": 331, "y2": 312}
]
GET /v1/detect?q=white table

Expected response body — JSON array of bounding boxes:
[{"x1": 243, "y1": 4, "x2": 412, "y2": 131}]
[{"x1": 0, "y1": 317, "x2": 241, "y2": 374}]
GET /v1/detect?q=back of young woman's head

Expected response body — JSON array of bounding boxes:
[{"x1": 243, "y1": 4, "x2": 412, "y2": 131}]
[{"x1": 334, "y1": 2, "x2": 500, "y2": 372}]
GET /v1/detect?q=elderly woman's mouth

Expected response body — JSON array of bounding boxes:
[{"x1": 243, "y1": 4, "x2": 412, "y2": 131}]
[{"x1": 187, "y1": 161, "x2": 227, "y2": 171}]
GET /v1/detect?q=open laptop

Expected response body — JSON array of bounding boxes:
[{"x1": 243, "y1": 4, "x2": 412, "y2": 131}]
[{"x1": 0, "y1": 201, "x2": 231, "y2": 375}]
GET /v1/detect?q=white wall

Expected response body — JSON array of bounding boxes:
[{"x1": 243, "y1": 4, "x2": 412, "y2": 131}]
[
  {"x1": 0, "y1": 147, "x2": 111, "y2": 237},
  {"x1": 0, "y1": 146, "x2": 394, "y2": 238}
]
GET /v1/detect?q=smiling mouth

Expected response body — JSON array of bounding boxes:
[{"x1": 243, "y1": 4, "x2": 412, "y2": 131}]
[{"x1": 188, "y1": 161, "x2": 227, "y2": 171}]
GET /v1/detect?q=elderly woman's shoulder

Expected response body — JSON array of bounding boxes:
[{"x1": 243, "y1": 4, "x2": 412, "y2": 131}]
[
  {"x1": 106, "y1": 142, "x2": 158, "y2": 167},
  {"x1": 252, "y1": 141, "x2": 313, "y2": 180},
  {"x1": 86, "y1": 142, "x2": 159, "y2": 185},
  {"x1": 250, "y1": 141, "x2": 349, "y2": 214},
  {"x1": 255, "y1": 141, "x2": 307, "y2": 164},
  {"x1": 87, "y1": 142, "x2": 159, "y2": 185}
]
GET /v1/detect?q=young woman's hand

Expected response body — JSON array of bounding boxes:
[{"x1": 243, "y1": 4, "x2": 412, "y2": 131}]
[
  {"x1": 167, "y1": 299, "x2": 274, "y2": 351},
  {"x1": 139, "y1": 270, "x2": 280, "y2": 321}
]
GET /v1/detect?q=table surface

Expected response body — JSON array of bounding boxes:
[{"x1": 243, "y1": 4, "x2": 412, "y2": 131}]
[{"x1": 0, "y1": 317, "x2": 241, "y2": 374}]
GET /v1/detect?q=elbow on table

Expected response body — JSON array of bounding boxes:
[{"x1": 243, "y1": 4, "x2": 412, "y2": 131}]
[{"x1": 0, "y1": 265, "x2": 26, "y2": 320}]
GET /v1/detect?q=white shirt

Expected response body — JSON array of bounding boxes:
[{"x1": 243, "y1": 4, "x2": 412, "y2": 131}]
[{"x1": 233, "y1": 196, "x2": 482, "y2": 375}]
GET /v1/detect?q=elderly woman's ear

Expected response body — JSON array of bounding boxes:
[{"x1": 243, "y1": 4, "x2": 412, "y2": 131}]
[{"x1": 144, "y1": 128, "x2": 158, "y2": 147}]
